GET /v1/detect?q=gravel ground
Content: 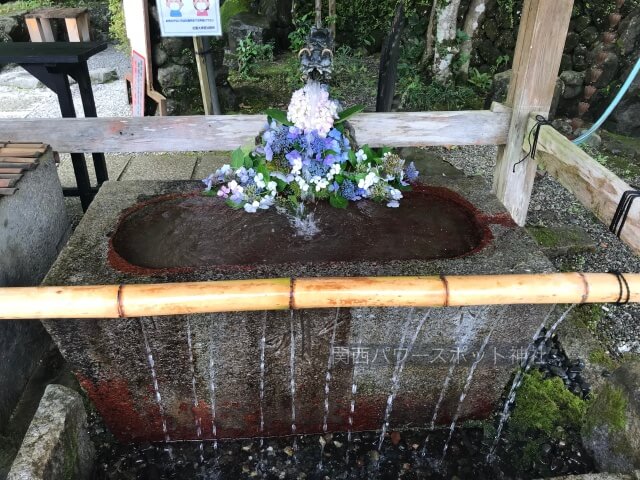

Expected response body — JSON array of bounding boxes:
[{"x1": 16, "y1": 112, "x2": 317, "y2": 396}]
[
  {"x1": 433, "y1": 144, "x2": 640, "y2": 356},
  {"x1": 24, "y1": 44, "x2": 131, "y2": 119}
]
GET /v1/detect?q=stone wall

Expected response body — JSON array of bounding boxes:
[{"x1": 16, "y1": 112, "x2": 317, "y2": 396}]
[
  {"x1": 148, "y1": 0, "x2": 237, "y2": 115},
  {"x1": 474, "y1": 0, "x2": 640, "y2": 136}
]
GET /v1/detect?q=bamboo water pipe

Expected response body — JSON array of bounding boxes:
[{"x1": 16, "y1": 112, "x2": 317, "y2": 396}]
[{"x1": 0, "y1": 273, "x2": 638, "y2": 320}]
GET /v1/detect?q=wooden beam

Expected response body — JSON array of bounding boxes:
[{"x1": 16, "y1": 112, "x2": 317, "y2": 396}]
[
  {"x1": 492, "y1": 0, "x2": 573, "y2": 226},
  {"x1": 530, "y1": 116, "x2": 640, "y2": 255},
  {"x1": 0, "y1": 110, "x2": 511, "y2": 153},
  {"x1": 193, "y1": 37, "x2": 213, "y2": 115}
]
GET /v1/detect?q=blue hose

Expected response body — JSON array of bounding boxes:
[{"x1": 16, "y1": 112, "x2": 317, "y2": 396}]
[{"x1": 573, "y1": 55, "x2": 640, "y2": 145}]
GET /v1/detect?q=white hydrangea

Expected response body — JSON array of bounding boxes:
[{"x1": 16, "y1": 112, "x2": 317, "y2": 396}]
[
  {"x1": 358, "y1": 171, "x2": 379, "y2": 190},
  {"x1": 287, "y1": 81, "x2": 339, "y2": 138}
]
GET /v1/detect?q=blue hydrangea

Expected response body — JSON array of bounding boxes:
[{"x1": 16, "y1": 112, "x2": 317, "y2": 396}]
[
  {"x1": 306, "y1": 160, "x2": 330, "y2": 178},
  {"x1": 339, "y1": 180, "x2": 360, "y2": 201}
]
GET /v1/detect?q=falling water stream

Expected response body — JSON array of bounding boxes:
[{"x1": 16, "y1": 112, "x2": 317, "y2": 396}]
[
  {"x1": 140, "y1": 319, "x2": 172, "y2": 459},
  {"x1": 256, "y1": 311, "x2": 268, "y2": 475},
  {"x1": 318, "y1": 309, "x2": 340, "y2": 469},
  {"x1": 378, "y1": 309, "x2": 430, "y2": 452},
  {"x1": 186, "y1": 319, "x2": 205, "y2": 464},
  {"x1": 346, "y1": 334, "x2": 363, "y2": 462},
  {"x1": 439, "y1": 307, "x2": 505, "y2": 465},
  {"x1": 208, "y1": 319, "x2": 219, "y2": 452},
  {"x1": 487, "y1": 303, "x2": 578, "y2": 461},
  {"x1": 290, "y1": 311, "x2": 298, "y2": 453}
]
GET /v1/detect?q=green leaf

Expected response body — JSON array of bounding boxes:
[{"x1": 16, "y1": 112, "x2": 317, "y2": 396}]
[
  {"x1": 226, "y1": 199, "x2": 243, "y2": 210},
  {"x1": 287, "y1": 195, "x2": 299, "y2": 207},
  {"x1": 274, "y1": 178, "x2": 287, "y2": 192},
  {"x1": 336, "y1": 104, "x2": 365, "y2": 124},
  {"x1": 231, "y1": 148, "x2": 245, "y2": 169},
  {"x1": 329, "y1": 194, "x2": 348, "y2": 209},
  {"x1": 244, "y1": 155, "x2": 253, "y2": 169},
  {"x1": 348, "y1": 150, "x2": 357, "y2": 167},
  {"x1": 241, "y1": 145, "x2": 254, "y2": 155},
  {"x1": 362, "y1": 145, "x2": 376, "y2": 161},
  {"x1": 265, "y1": 109, "x2": 293, "y2": 126},
  {"x1": 256, "y1": 164, "x2": 271, "y2": 182}
]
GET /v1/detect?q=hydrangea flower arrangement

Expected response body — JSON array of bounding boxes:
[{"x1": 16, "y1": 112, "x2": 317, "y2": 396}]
[{"x1": 202, "y1": 81, "x2": 419, "y2": 213}]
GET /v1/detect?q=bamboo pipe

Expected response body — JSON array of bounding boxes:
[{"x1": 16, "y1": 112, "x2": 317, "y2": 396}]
[{"x1": 0, "y1": 273, "x2": 637, "y2": 320}]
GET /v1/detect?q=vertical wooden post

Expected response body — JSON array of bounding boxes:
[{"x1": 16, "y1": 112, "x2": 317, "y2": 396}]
[
  {"x1": 315, "y1": 0, "x2": 322, "y2": 28},
  {"x1": 492, "y1": 0, "x2": 573, "y2": 226},
  {"x1": 328, "y1": 0, "x2": 336, "y2": 38},
  {"x1": 193, "y1": 36, "x2": 213, "y2": 115}
]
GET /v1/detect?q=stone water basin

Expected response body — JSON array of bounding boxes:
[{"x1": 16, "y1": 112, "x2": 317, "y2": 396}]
[
  {"x1": 42, "y1": 176, "x2": 553, "y2": 442},
  {"x1": 110, "y1": 185, "x2": 489, "y2": 272}
]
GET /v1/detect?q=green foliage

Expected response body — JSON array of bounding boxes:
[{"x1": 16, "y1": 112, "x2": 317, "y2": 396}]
[
  {"x1": 220, "y1": 0, "x2": 252, "y2": 32},
  {"x1": 288, "y1": 12, "x2": 314, "y2": 52},
  {"x1": 506, "y1": 370, "x2": 588, "y2": 473},
  {"x1": 335, "y1": 0, "x2": 396, "y2": 48},
  {"x1": 331, "y1": 47, "x2": 377, "y2": 107},
  {"x1": 399, "y1": 77, "x2": 482, "y2": 111},
  {"x1": 108, "y1": 0, "x2": 128, "y2": 50},
  {"x1": 570, "y1": 303, "x2": 603, "y2": 332},
  {"x1": 236, "y1": 35, "x2": 274, "y2": 79},
  {"x1": 0, "y1": 0, "x2": 53, "y2": 15},
  {"x1": 467, "y1": 68, "x2": 492, "y2": 90},
  {"x1": 588, "y1": 348, "x2": 618, "y2": 371},
  {"x1": 584, "y1": 384, "x2": 627, "y2": 434}
]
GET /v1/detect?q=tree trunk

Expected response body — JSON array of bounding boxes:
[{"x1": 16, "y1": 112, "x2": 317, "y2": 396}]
[
  {"x1": 420, "y1": 0, "x2": 438, "y2": 69},
  {"x1": 432, "y1": 0, "x2": 463, "y2": 83},
  {"x1": 376, "y1": 1, "x2": 405, "y2": 112},
  {"x1": 458, "y1": 0, "x2": 487, "y2": 79}
]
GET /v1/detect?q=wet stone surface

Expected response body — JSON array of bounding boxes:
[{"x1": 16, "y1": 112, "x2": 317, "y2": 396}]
[
  {"x1": 88, "y1": 325, "x2": 596, "y2": 480},
  {"x1": 111, "y1": 187, "x2": 487, "y2": 270},
  {"x1": 90, "y1": 427, "x2": 593, "y2": 480}
]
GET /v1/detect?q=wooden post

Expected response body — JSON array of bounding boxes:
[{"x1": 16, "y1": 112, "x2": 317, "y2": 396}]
[
  {"x1": 315, "y1": 0, "x2": 322, "y2": 28},
  {"x1": 328, "y1": 0, "x2": 336, "y2": 38},
  {"x1": 492, "y1": 0, "x2": 573, "y2": 226},
  {"x1": 193, "y1": 36, "x2": 213, "y2": 115}
]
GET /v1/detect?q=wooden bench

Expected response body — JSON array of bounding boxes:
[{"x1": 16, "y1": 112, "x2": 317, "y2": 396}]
[{"x1": 25, "y1": 7, "x2": 90, "y2": 43}]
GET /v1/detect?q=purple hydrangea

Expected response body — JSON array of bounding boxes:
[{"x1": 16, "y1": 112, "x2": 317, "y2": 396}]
[{"x1": 405, "y1": 162, "x2": 419, "y2": 182}]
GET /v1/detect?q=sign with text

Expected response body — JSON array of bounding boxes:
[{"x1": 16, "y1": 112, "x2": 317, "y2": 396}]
[
  {"x1": 158, "y1": 0, "x2": 222, "y2": 37},
  {"x1": 131, "y1": 51, "x2": 146, "y2": 117}
]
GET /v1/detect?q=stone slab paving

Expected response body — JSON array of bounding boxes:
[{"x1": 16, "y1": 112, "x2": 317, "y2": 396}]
[
  {"x1": 191, "y1": 153, "x2": 228, "y2": 180},
  {"x1": 118, "y1": 153, "x2": 198, "y2": 181},
  {"x1": 56, "y1": 153, "x2": 131, "y2": 188}
]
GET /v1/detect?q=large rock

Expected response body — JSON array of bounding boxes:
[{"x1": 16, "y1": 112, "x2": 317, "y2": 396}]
[
  {"x1": 582, "y1": 360, "x2": 640, "y2": 473},
  {"x1": 42, "y1": 176, "x2": 554, "y2": 442},
  {"x1": 560, "y1": 70, "x2": 585, "y2": 99},
  {"x1": 0, "y1": 14, "x2": 28, "y2": 42},
  {"x1": 227, "y1": 12, "x2": 274, "y2": 52},
  {"x1": 610, "y1": 98, "x2": 640, "y2": 137},
  {"x1": 588, "y1": 44, "x2": 620, "y2": 89},
  {"x1": 157, "y1": 64, "x2": 192, "y2": 90},
  {"x1": 0, "y1": 148, "x2": 70, "y2": 436},
  {"x1": 485, "y1": 69, "x2": 563, "y2": 118},
  {"x1": 7, "y1": 384, "x2": 94, "y2": 480},
  {"x1": 619, "y1": 10, "x2": 640, "y2": 55}
]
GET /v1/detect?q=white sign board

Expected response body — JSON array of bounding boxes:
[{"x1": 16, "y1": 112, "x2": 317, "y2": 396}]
[
  {"x1": 123, "y1": 0, "x2": 153, "y2": 86},
  {"x1": 158, "y1": 0, "x2": 222, "y2": 37}
]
